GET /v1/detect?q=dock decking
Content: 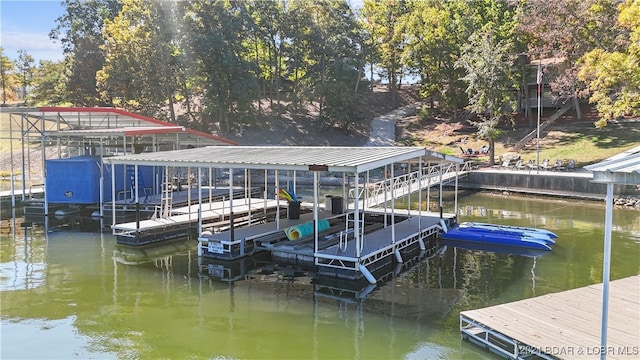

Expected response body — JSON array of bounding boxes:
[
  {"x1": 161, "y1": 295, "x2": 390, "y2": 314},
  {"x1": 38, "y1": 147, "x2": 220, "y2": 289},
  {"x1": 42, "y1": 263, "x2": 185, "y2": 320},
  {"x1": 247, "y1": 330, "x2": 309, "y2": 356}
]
[
  {"x1": 198, "y1": 211, "x2": 339, "y2": 260},
  {"x1": 460, "y1": 275, "x2": 640, "y2": 359},
  {"x1": 113, "y1": 197, "x2": 284, "y2": 245}
]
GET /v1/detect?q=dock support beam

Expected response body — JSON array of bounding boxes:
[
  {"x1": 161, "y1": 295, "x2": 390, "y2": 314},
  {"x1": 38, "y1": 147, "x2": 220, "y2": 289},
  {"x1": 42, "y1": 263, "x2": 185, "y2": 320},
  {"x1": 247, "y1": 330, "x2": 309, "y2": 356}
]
[
  {"x1": 394, "y1": 249, "x2": 403, "y2": 263},
  {"x1": 358, "y1": 264, "x2": 376, "y2": 284}
]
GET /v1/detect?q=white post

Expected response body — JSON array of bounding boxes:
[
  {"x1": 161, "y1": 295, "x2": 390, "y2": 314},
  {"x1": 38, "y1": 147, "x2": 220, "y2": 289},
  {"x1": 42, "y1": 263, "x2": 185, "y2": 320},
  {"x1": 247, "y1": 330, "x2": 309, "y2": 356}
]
[
  {"x1": 427, "y1": 161, "x2": 431, "y2": 212},
  {"x1": 197, "y1": 167, "x2": 202, "y2": 235},
  {"x1": 275, "y1": 170, "x2": 280, "y2": 229},
  {"x1": 111, "y1": 163, "x2": 116, "y2": 233},
  {"x1": 536, "y1": 60, "x2": 542, "y2": 174},
  {"x1": 228, "y1": 168, "x2": 234, "y2": 242},
  {"x1": 390, "y1": 164, "x2": 395, "y2": 244},
  {"x1": 418, "y1": 158, "x2": 424, "y2": 250},
  {"x1": 314, "y1": 171, "x2": 319, "y2": 255},
  {"x1": 354, "y1": 171, "x2": 361, "y2": 257},
  {"x1": 600, "y1": 183, "x2": 613, "y2": 360}
]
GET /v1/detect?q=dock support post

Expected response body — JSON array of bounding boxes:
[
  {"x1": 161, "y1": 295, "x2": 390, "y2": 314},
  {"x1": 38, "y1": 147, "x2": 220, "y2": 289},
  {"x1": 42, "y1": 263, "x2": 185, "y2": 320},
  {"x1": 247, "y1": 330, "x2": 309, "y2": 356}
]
[
  {"x1": 439, "y1": 219, "x2": 448, "y2": 233},
  {"x1": 228, "y1": 168, "x2": 234, "y2": 242},
  {"x1": 358, "y1": 264, "x2": 376, "y2": 284},
  {"x1": 394, "y1": 248, "x2": 403, "y2": 263},
  {"x1": 111, "y1": 163, "x2": 116, "y2": 233},
  {"x1": 600, "y1": 183, "x2": 613, "y2": 359},
  {"x1": 43, "y1": 177, "x2": 49, "y2": 216}
]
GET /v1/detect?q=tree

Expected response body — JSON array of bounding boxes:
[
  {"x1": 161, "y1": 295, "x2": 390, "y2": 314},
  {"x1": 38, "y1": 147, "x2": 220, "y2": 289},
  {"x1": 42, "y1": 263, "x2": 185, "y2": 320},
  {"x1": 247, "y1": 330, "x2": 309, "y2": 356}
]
[
  {"x1": 360, "y1": 0, "x2": 409, "y2": 108},
  {"x1": 456, "y1": 31, "x2": 518, "y2": 166},
  {"x1": 578, "y1": 0, "x2": 640, "y2": 128},
  {"x1": 50, "y1": 0, "x2": 122, "y2": 106},
  {"x1": 291, "y1": 0, "x2": 365, "y2": 127},
  {"x1": 518, "y1": 0, "x2": 621, "y2": 119},
  {"x1": 0, "y1": 48, "x2": 17, "y2": 105},
  {"x1": 180, "y1": 0, "x2": 259, "y2": 133},
  {"x1": 16, "y1": 50, "x2": 35, "y2": 104},
  {"x1": 97, "y1": 0, "x2": 182, "y2": 121},
  {"x1": 246, "y1": 0, "x2": 287, "y2": 114},
  {"x1": 30, "y1": 60, "x2": 67, "y2": 105},
  {"x1": 402, "y1": 0, "x2": 466, "y2": 112}
]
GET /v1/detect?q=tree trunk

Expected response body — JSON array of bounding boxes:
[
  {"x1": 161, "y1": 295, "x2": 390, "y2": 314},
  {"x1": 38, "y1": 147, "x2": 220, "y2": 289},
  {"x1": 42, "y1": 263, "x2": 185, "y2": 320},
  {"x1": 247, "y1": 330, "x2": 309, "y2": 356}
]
[
  {"x1": 573, "y1": 97, "x2": 582, "y2": 120},
  {"x1": 167, "y1": 86, "x2": 176, "y2": 123},
  {"x1": 489, "y1": 138, "x2": 496, "y2": 167},
  {"x1": 519, "y1": 55, "x2": 533, "y2": 128},
  {"x1": 254, "y1": 37, "x2": 261, "y2": 113}
]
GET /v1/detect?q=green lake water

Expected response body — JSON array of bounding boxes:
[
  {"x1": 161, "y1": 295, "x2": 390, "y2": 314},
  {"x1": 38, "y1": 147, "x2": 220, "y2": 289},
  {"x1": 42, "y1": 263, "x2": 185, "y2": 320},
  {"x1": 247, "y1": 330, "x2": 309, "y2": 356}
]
[{"x1": 1, "y1": 192, "x2": 639, "y2": 359}]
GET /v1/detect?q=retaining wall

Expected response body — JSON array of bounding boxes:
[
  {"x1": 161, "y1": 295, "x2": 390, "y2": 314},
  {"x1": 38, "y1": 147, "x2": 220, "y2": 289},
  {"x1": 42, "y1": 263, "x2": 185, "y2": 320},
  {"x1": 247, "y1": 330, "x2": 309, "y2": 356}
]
[{"x1": 456, "y1": 170, "x2": 640, "y2": 201}]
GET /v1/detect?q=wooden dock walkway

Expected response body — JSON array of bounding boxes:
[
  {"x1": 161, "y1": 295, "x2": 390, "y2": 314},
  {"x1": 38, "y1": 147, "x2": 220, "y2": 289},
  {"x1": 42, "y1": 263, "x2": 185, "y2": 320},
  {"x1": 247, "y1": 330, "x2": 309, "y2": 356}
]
[{"x1": 460, "y1": 275, "x2": 640, "y2": 359}]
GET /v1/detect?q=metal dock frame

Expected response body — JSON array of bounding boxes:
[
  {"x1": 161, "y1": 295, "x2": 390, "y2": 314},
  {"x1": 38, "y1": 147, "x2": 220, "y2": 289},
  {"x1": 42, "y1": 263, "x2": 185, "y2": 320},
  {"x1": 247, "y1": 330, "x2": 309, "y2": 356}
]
[
  {"x1": 460, "y1": 314, "x2": 557, "y2": 360},
  {"x1": 314, "y1": 223, "x2": 441, "y2": 284}
]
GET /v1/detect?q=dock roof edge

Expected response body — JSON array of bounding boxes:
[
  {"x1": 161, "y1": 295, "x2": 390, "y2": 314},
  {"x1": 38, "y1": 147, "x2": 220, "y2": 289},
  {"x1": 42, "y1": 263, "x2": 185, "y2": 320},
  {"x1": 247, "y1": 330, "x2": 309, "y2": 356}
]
[{"x1": 102, "y1": 146, "x2": 458, "y2": 173}]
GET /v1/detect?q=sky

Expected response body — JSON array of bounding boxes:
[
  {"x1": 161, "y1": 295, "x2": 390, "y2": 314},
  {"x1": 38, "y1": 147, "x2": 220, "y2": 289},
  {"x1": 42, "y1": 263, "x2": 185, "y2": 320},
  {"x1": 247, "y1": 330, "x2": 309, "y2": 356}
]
[{"x1": 1, "y1": 0, "x2": 66, "y2": 63}]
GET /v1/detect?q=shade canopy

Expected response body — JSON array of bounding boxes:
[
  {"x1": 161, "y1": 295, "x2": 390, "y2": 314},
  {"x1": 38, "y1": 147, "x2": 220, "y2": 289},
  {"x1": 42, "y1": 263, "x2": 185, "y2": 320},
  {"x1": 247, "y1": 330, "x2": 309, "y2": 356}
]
[
  {"x1": 103, "y1": 146, "x2": 462, "y2": 173},
  {"x1": 585, "y1": 146, "x2": 640, "y2": 185}
]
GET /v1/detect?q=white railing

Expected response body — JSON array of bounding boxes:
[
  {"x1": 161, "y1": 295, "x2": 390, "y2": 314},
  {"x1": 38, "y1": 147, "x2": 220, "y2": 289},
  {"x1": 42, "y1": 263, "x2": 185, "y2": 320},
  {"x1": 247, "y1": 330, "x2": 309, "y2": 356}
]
[{"x1": 349, "y1": 162, "x2": 473, "y2": 208}]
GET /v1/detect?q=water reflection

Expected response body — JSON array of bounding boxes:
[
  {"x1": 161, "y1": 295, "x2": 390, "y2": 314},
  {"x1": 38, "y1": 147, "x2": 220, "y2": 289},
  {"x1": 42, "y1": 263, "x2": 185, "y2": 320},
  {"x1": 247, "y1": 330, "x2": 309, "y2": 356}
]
[
  {"x1": 0, "y1": 221, "x2": 47, "y2": 291},
  {"x1": 1, "y1": 193, "x2": 639, "y2": 359}
]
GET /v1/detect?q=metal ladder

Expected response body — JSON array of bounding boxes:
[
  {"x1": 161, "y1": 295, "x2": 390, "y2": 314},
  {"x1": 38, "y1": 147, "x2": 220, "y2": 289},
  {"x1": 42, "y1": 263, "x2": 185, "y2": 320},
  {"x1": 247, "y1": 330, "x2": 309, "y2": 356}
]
[
  {"x1": 153, "y1": 166, "x2": 173, "y2": 220},
  {"x1": 338, "y1": 206, "x2": 365, "y2": 253}
]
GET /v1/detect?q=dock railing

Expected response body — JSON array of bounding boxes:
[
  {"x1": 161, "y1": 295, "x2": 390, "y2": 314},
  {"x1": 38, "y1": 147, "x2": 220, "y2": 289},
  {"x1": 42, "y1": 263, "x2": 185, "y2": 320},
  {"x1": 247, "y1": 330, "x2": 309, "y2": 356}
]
[{"x1": 349, "y1": 162, "x2": 473, "y2": 209}]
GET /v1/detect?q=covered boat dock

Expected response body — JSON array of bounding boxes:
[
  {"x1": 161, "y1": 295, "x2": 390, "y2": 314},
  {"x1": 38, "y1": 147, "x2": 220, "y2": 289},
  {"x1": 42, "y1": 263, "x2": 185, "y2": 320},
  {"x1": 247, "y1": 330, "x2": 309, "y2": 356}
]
[
  {"x1": 104, "y1": 146, "x2": 464, "y2": 283},
  {"x1": 2, "y1": 106, "x2": 237, "y2": 219}
]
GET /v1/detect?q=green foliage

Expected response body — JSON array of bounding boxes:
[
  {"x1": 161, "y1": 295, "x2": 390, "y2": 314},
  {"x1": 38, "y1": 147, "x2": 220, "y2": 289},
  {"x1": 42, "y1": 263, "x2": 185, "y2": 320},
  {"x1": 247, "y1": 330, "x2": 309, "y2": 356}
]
[
  {"x1": 29, "y1": 60, "x2": 67, "y2": 105},
  {"x1": 0, "y1": 48, "x2": 18, "y2": 104},
  {"x1": 98, "y1": 0, "x2": 184, "y2": 120},
  {"x1": 16, "y1": 50, "x2": 35, "y2": 104},
  {"x1": 51, "y1": 0, "x2": 122, "y2": 106},
  {"x1": 4, "y1": 0, "x2": 629, "y2": 138},
  {"x1": 456, "y1": 29, "x2": 517, "y2": 166},
  {"x1": 457, "y1": 30, "x2": 517, "y2": 121},
  {"x1": 181, "y1": 0, "x2": 259, "y2": 133},
  {"x1": 578, "y1": 0, "x2": 640, "y2": 127}
]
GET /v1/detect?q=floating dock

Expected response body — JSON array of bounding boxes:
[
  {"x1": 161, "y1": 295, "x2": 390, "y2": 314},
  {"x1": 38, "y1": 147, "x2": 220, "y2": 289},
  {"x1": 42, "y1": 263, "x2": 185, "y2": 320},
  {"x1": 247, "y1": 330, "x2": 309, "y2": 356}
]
[
  {"x1": 198, "y1": 210, "x2": 338, "y2": 260},
  {"x1": 442, "y1": 221, "x2": 557, "y2": 251},
  {"x1": 113, "y1": 197, "x2": 282, "y2": 245},
  {"x1": 103, "y1": 146, "x2": 465, "y2": 283},
  {"x1": 460, "y1": 275, "x2": 640, "y2": 359}
]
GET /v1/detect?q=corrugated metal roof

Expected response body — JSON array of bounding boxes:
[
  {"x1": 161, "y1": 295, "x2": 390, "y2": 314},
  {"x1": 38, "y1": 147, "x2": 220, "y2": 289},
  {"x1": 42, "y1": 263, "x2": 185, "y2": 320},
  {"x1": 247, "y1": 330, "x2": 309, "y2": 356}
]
[
  {"x1": 103, "y1": 146, "x2": 456, "y2": 173},
  {"x1": 584, "y1": 148, "x2": 640, "y2": 185}
]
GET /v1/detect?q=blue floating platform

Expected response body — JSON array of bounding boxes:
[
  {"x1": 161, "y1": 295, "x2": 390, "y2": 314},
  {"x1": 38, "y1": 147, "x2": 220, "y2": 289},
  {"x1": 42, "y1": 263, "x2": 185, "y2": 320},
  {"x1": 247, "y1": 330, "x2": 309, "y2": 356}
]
[{"x1": 441, "y1": 222, "x2": 557, "y2": 251}]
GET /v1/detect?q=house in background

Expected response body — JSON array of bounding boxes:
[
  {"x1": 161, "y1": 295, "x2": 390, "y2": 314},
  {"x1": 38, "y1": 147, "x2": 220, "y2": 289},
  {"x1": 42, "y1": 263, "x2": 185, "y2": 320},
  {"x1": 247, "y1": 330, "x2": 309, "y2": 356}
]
[{"x1": 517, "y1": 56, "x2": 586, "y2": 125}]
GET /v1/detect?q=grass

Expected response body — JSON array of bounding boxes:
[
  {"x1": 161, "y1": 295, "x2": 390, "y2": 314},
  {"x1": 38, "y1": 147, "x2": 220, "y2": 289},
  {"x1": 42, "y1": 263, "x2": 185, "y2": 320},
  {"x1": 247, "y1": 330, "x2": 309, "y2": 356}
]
[
  {"x1": 515, "y1": 125, "x2": 640, "y2": 166},
  {"x1": 407, "y1": 118, "x2": 639, "y2": 167}
]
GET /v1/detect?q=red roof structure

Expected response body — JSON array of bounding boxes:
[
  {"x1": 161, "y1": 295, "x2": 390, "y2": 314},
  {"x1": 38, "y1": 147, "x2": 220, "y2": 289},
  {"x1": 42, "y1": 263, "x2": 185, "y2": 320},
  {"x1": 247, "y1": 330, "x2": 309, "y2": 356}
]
[{"x1": 8, "y1": 106, "x2": 237, "y2": 148}]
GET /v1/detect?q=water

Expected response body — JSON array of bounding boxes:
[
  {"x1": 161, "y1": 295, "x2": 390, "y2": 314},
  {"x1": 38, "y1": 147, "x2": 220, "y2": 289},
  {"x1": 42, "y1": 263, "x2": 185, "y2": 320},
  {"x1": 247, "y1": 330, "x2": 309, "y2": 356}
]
[{"x1": 1, "y1": 193, "x2": 639, "y2": 359}]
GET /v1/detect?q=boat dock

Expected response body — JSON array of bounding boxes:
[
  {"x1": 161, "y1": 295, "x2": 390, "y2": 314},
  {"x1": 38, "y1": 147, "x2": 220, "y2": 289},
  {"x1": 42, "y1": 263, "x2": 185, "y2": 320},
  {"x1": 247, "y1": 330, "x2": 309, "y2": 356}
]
[
  {"x1": 460, "y1": 275, "x2": 640, "y2": 359},
  {"x1": 104, "y1": 146, "x2": 465, "y2": 283}
]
